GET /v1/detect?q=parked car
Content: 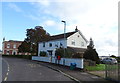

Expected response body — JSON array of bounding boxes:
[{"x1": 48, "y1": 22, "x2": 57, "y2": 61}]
[{"x1": 101, "y1": 58, "x2": 117, "y2": 64}]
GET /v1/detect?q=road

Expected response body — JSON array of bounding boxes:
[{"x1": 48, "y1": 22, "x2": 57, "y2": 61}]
[{"x1": 2, "y1": 57, "x2": 74, "y2": 81}]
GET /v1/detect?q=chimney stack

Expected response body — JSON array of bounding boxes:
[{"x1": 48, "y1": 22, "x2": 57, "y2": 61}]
[{"x1": 75, "y1": 26, "x2": 78, "y2": 32}]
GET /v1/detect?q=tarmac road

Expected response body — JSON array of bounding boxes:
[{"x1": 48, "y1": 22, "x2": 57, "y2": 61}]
[{"x1": 2, "y1": 57, "x2": 75, "y2": 82}]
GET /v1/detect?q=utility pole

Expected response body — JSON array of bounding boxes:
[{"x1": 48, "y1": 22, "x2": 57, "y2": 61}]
[{"x1": 61, "y1": 20, "x2": 66, "y2": 65}]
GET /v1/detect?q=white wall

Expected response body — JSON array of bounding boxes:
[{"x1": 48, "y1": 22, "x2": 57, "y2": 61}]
[
  {"x1": 67, "y1": 31, "x2": 87, "y2": 48},
  {"x1": 38, "y1": 39, "x2": 67, "y2": 57},
  {"x1": 32, "y1": 56, "x2": 84, "y2": 69}
]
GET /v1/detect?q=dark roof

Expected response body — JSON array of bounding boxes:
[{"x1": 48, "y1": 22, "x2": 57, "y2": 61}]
[
  {"x1": 5, "y1": 40, "x2": 23, "y2": 43},
  {"x1": 49, "y1": 31, "x2": 76, "y2": 41},
  {"x1": 67, "y1": 46, "x2": 86, "y2": 53},
  {"x1": 39, "y1": 30, "x2": 87, "y2": 43}
]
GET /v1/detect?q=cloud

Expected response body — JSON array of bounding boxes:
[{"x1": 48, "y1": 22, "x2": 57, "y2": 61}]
[
  {"x1": 31, "y1": 0, "x2": 119, "y2": 56},
  {"x1": 8, "y1": 3, "x2": 23, "y2": 12},
  {"x1": 26, "y1": 14, "x2": 40, "y2": 21},
  {"x1": 3, "y1": 0, "x2": 118, "y2": 56},
  {"x1": 38, "y1": 0, "x2": 50, "y2": 6},
  {"x1": 43, "y1": 20, "x2": 55, "y2": 26}
]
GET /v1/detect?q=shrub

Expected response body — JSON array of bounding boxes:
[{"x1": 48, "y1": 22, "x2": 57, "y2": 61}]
[
  {"x1": 55, "y1": 48, "x2": 73, "y2": 58},
  {"x1": 40, "y1": 51, "x2": 47, "y2": 57},
  {"x1": 72, "y1": 52, "x2": 83, "y2": 58}
]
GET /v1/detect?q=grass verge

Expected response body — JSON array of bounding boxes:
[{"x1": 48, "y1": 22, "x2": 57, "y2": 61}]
[{"x1": 85, "y1": 64, "x2": 105, "y2": 71}]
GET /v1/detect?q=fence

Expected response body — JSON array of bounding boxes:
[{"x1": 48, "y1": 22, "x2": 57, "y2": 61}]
[
  {"x1": 105, "y1": 63, "x2": 120, "y2": 82},
  {"x1": 84, "y1": 59, "x2": 96, "y2": 66},
  {"x1": 32, "y1": 56, "x2": 84, "y2": 69}
]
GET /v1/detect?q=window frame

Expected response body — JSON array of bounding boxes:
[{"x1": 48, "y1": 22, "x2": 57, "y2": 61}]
[
  {"x1": 71, "y1": 40, "x2": 75, "y2": 45},
  {"x1": 49, "y1": 43, "x2": 52, "y2": 47},
  {"x1": 7, "y1": 44, "x2": 10, "y2": 48},
  {"x1": 13, "y1": 44, "x2": 16, "y2": 48},
  {"x1": 81, "y1": 42, "x2": 84, "y2": 46},
  {"x1": 43, "y1": 42, "x2": 45, "y2": 47}
]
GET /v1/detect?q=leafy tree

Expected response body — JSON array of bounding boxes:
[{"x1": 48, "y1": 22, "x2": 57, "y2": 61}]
[
  {"x1": 83, "y1": 38, "x2": 100, "y2": 64},
  {"x1": 18, "y1": 26, "x2": 50, "y2": 55},
  {"x1": 18, "y1": 41, "x2": 31, "y2": 53},
  {"x1": 55, "y1": 48, "x2": 74, "y2": 58}
]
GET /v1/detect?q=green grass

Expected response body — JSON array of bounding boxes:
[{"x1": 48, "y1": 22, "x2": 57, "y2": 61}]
[{"x1": 85, "y1": 64, "x2": 105, "y2": 71}]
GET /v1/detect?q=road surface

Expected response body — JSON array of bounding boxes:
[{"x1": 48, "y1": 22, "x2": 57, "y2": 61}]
[{"x1": 2, "y1": 57, "x2": 74, "y2": 81}]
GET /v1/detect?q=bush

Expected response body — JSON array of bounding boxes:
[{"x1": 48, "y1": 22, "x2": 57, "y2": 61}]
[
  {"x1": 55, "y1": 48, "x2": 73, "y2": 58},
  {"x1": 55, "y1": 48, "x2": 85, "y2": 58},
  {"x1": 39, "y1": 51, "x2": 47, "y2": 57},
  {"x1": 72, "y1": 52, "x2": 83, "y2": 58}
]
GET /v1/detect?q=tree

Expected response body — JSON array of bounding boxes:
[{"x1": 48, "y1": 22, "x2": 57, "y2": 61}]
[
  {"x1": 18, "y1": 26, "x2": 50, "y2": 55},
  {"x1": 18, "y1": 41, "x2": 31, "y2": 53},
  {"x1": 110, "y1": 55, "x2": 116, "y2": 58},
  {"x1": 83, "y1": 38, "x2": 100, "y2": 64}
]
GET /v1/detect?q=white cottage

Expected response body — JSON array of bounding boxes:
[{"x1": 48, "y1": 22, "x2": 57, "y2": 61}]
[{"x1": 38, "y1": 28, "x2": 88, "y2": 57}]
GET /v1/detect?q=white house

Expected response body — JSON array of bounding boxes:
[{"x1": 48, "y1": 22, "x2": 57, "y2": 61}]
[{"x1": 38, "y1": 28, "x2": 88, "y2": 57}]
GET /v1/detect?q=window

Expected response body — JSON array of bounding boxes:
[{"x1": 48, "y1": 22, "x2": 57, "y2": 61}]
[
  {"x1": 81, "y1": 42, "x2": 84, "y2": 46},
  {"x1": 7, "y1": 44, "x2": 10, "y2": 48},
  {"x1": 60, "y1": 42, "x2": 63, "y2": 47},
  {"x1": 12, "y1": 50, "x2": 16, "y2": 55},
  {"x1": 47, "y1": 50, "x2": 53, "y2": 56},
  {"x1": 49, "y1": 43, "x2": 52, "y2": 47},
  {"x1": 71, "y1": 40, "x2": 75, "y2": 45},
  {"x1": 55, "y1": 43, "x2": 58, "y2": 47},
  {"x1": 13, "y1": 44, "x2": 16, "y2": 48},
  {"x1": 43, "y1": 42, "x2": 45, "y2": 47},
  {"x1": 7, "y1": 50, "x2": 9, "y2": 54}
]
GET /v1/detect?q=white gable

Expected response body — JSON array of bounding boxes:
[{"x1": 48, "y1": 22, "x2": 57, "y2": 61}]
[{"x1": 67, "y1": 31, "x2": 87, "y2": 48}]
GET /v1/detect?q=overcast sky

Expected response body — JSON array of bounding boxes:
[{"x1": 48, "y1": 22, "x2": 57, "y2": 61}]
[{"x1": 1, "y1": 0, "x2": 119, "y2": 56}]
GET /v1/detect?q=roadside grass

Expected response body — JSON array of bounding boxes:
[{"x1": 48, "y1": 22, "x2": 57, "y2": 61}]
[
  {"x1": 85, "y1": 64, "x2": 118, "y2": 78},
  {"x1": 85, "y1": 64, "x2": 105, "y2": 78},
  {"x1": 85, "y1": 64, "x2": 118, "y2": 71},
  {"x1": 85, "y1": 64, "x2": 105, "y2": 71}
]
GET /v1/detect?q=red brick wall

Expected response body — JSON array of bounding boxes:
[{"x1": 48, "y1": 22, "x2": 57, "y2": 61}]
[
  {"x1": 3, "y1": 40, "x2": 32, "y2": 55},
  {"x1": 3, "y1": 41, "x2": 22, "y2": 55}
]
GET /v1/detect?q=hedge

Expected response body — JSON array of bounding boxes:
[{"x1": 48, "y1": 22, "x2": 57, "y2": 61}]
[{"x1": 2, "y1": 55, "x2": 32, "y2": 60}]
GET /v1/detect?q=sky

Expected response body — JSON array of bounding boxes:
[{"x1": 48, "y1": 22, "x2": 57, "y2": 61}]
[{"x1": 1, "y1": 0, "x2": 119, "y2": 56}]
